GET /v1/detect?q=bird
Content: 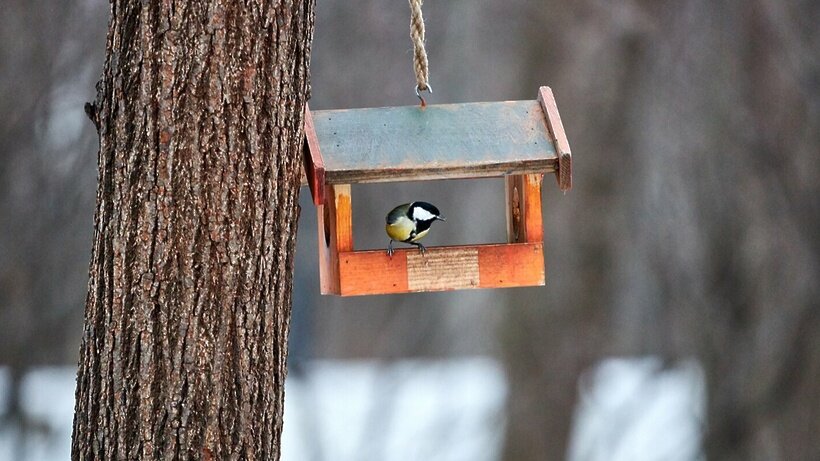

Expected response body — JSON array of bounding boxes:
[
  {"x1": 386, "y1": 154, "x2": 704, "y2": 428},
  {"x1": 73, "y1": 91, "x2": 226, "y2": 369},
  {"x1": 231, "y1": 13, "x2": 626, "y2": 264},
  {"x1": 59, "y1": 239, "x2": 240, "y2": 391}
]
[{"x1": 385, "y1": 201, "x2": 446, "y2": 257}]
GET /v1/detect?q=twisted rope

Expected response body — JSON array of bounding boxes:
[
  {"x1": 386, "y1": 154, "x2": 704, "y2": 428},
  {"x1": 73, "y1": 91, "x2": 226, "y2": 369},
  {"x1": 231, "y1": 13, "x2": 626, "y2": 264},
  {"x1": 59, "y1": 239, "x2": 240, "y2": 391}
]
[{"x1": 409, "y1": 0, "x2": 429, "y2": 93}]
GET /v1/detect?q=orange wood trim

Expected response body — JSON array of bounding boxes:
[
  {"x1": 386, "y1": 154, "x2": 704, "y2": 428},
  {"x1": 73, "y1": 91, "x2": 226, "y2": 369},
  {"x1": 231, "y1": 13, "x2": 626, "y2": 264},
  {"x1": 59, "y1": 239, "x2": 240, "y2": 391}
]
[
  {"x1": 339, "y1": 250, "x2": 409, "y2": 296},
  {"x1": 523, "y1": 173, "x2": 543, "y2": 243},
  {"x1": 334, "y1": 243, "x2": 544, "y2": 296},
  {"x1": 505, "y1": 174, "x2": 543, "y2": 243},
  {"x1": 478, "y1": 243, "x2": 545, "y2": 288},
  {"x1": 333, "y1": 184, "x2": 353, "y2": 252},
  {"x1": 538, "y1": 86, "x2": 572, "y2": 192},
  {"x1": 303, "y1": 104, "x2": 327, "y2": 205}
]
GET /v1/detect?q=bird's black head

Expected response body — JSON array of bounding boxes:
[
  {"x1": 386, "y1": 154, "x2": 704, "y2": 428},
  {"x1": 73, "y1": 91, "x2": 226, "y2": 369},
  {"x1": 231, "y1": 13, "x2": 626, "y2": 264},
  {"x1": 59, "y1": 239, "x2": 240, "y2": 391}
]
[{"x1": 409, "y1": 202, "x2": 445, "y2": 223}]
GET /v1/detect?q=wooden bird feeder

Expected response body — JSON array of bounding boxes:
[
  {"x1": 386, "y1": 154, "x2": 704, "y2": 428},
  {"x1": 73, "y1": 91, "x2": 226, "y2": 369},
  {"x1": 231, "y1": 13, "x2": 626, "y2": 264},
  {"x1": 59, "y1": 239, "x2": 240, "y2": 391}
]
[{"x1": 303, "y1": 86, "x2": 572, "y2": 296}]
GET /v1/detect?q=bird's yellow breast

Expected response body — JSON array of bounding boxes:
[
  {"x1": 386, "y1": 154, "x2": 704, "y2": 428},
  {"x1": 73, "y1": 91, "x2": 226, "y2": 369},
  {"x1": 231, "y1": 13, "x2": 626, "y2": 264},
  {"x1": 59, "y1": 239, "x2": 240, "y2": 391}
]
[
  {"x1": 386, "y1": 218, "x2": 432, "y2": 243},
  {"x1": 386, "y1": 218, "x2": 414, "y2": 242},
  {"x1": 385, "y1": 219, "x2": 414, "y2": 242}
]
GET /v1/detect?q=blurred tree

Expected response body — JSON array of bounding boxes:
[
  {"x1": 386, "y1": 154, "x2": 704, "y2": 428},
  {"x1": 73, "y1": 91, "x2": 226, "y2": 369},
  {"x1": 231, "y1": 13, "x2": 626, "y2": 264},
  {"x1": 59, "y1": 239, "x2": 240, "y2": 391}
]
[
  {"x1": 499, "y1": 0, "x2": 820, "y2": 459},
  {"x1": 71, "y1": 1, "x2": 315, "y2": 459},
  {"x1": 0, "y1": 1, "x2": 105, "y2": 457}
]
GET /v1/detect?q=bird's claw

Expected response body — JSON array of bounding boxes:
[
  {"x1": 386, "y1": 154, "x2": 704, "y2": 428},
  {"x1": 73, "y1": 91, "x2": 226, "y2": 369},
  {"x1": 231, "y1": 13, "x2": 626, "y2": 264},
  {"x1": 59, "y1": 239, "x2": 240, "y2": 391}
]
[{"x1": 386, "y1": 241, "x2": 427, "y2": 257}]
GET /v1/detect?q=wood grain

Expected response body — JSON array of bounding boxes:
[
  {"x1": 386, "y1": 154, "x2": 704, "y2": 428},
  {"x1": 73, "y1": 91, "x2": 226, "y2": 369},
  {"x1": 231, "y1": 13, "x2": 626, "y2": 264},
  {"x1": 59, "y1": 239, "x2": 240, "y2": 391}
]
[
  {"x1": 407, "y1": 247, "x2": 480, "y2": 291},
  {"x1": 335, "y1": 243, "x2": 544, "y2": 296},
  {"x1": 506, "y1": 174, "x2": 543, "y2": 243},
  {"x1": 505, "y1": 174, "x2": 525, "y2": 242},
  {"x1": 338, "y1": 250, "x2": 409, "y2": 295},
  {"x1": 317, "y1": 187, "x2": 340, "y2": 294},
  {"x1": 333, "y1": 184, "x2": 353, "y2": 252},
  {"x1": 478, "y1": 242, "x2": 545, "y2": 288},
  {"x1": 523, "y1": 174, "x2": 544, "y2": 242},
  {"x1": 311, "y1": 100, "x2": 559, "y2": 184},
  {"x1": 538, "y1": 86, "x2": 572, "y2": 192}
]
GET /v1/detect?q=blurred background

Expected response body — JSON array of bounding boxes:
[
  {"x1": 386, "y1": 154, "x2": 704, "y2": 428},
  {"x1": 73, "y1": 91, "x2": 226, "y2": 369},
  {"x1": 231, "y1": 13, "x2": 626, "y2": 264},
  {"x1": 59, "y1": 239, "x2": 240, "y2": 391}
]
[{"x1": 1, "y1": 0, "x2": 818, "y2": 460}]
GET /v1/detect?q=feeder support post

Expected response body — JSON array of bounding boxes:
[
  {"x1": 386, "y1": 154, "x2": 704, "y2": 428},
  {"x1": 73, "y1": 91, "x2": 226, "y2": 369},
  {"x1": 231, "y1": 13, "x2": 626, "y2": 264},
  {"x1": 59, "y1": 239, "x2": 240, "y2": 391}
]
[
  {"x1": 506, "y1": 174, "x2": 544, "y2": 244},
  {"x1": 317, "y1": 184, "x2": 353, "y2": 294}
]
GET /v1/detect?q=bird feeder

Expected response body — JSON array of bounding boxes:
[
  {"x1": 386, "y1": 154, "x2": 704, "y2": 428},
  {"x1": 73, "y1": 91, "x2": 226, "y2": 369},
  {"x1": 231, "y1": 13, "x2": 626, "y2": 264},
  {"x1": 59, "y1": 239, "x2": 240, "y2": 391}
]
[{"x1": 303, "y1": 86, "x2": 572, "y2": 296}]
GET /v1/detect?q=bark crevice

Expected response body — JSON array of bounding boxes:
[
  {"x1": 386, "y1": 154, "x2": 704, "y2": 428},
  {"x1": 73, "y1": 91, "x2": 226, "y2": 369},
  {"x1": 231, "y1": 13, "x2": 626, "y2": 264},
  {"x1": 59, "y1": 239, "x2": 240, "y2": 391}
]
[{"x1": 72, "y1": 1, "x2": 315, "y2": 459}]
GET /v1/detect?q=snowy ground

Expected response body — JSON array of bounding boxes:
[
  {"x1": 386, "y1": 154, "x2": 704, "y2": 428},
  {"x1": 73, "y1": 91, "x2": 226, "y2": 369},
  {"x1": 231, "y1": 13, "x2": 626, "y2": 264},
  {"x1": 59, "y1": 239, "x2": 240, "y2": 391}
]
[
  {"x1": 0, "y1": 357, "x2": 704, "y2": 461},
  {"x1": 567, "y1": 358, "x2": 706, "y2": 461},
  {"x1": 282, "y1": 358, "x2": 507, "y2": 461}
]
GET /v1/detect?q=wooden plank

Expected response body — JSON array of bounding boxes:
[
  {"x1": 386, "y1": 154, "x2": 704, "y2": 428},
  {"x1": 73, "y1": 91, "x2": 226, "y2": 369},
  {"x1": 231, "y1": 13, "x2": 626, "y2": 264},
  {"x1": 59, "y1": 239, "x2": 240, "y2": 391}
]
[
  {"x1": 317, "y1": 189, "x2": 339, "y2": 294},
  {"x1": 407, "y1": 247, "x2": 479, "y2": 291},
  {"x1": 303, "y1": 104, "x2": 326, "y2": 204},
  {"x1": 338, "y1": 251, "x2": 409, "y2": 296},
  {"x1": 478, "y1": 243, "x2": 545, "y2": 288},
  {"x1": 311, "y1": 100, "x2": 559, "y2": 184},
  {"x1": 538, "y1": 87, "x2": 572, "y2": 192},
  {"x1": 505, "y1": 174, "x2": 525, "y2": 242},
  {"x1": 333, "y1": 184, "x2": 353, "y2": 252},
  {"x1": 523, "y1": 174, "x2": 543, "y2": 242},
  {"x1": 335, "y1": 243, "x2": 544, "y2": 296},
  {"x1": 505, "y1": 174, "x2": 543, "y2": 243}
]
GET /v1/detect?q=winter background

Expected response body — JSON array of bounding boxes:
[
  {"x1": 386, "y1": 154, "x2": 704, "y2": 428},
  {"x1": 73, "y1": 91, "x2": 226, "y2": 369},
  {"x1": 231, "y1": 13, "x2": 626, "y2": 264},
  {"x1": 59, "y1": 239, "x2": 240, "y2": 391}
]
[{"x1": 1, "y1": 1, "x2": 819, "y2": 460}]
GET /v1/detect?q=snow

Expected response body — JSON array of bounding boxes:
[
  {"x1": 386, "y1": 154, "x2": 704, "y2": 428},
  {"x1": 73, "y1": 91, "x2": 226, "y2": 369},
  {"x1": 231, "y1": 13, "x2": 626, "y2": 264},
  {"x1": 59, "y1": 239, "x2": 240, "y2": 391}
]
[
  {"x1": 0, "y1": 358, "x2": 506, "y2": 461},
  {"x1": 0, "y1": 356, "x2": 705, "y2": 461},
  {"x1": 281, "y1": 358, "x2": 507, "y2": 461},
  {"x1": 567, "y1": 357, "x2": 706, "y2": 461},
  {"x1": 0, "y1": 367, "x2": 76, "y2": 461}
]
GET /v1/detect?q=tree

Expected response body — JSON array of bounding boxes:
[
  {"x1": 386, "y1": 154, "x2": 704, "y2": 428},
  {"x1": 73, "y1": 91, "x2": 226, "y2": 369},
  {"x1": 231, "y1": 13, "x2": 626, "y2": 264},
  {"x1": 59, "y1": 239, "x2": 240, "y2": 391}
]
[
  {"x1": 72, "y1": 1, "x2": 315, "y2": 459},
  {"x1": 497, "y1": 1, "x2": 820, "y2": 459}
]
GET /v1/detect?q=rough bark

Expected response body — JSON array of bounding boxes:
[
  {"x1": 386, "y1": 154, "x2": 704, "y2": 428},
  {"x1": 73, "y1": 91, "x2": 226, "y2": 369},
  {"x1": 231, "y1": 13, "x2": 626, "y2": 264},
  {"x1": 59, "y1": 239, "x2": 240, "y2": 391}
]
[{"x1": 72, "y1": 1, "x2": 315, "y2": 459}]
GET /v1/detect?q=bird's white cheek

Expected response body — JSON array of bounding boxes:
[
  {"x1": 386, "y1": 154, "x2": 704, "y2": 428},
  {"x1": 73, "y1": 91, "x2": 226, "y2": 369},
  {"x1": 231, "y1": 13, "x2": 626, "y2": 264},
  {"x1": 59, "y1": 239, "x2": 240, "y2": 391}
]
[{"x1": 412, "y1": 207, "x2": 436, "y2": 221}]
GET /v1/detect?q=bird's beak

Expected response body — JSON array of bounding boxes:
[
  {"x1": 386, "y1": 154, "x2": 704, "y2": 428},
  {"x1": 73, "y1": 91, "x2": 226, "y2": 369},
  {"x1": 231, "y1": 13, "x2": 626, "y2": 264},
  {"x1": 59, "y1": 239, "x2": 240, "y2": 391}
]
[{"x1": 437, "y1": 216, "x2": 446, "y2": 222}]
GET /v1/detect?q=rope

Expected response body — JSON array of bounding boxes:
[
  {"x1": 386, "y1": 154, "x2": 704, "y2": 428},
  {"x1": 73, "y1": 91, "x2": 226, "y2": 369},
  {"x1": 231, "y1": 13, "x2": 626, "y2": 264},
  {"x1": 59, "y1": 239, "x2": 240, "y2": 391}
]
[{"x1": 409, "y1": 0, "x2": 430, "y2": 94}]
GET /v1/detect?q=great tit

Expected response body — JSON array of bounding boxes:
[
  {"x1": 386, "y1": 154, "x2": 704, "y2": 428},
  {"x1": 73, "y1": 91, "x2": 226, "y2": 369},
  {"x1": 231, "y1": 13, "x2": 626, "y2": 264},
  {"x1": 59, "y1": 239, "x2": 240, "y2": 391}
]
[{"x1": 385, "y1": 202, "x2": 446, "y2": 256}]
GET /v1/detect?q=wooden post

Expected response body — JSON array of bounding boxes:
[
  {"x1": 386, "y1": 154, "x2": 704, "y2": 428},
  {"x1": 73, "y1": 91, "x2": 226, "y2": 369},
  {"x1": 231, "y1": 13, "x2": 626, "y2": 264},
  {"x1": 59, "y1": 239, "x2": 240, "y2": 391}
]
[
  {"x1": 317, "y1": 193, "x2": 337, "y2": 294},
  {"x1": 506, "y1": 173, "x2": 543, "y2": 243},
  {"x1": 334, "y1": 184, "x2": 353, "y2": 252},
  {"x1": 317, "y1": 183, "x2": 352, "y2": 294}
]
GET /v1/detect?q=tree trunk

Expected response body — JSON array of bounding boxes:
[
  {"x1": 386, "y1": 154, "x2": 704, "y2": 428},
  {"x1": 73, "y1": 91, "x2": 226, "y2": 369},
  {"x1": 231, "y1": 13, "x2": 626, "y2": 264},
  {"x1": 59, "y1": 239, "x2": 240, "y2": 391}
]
[{"x1": 72, "y1": 1, "x2": 315, "y2": 459}]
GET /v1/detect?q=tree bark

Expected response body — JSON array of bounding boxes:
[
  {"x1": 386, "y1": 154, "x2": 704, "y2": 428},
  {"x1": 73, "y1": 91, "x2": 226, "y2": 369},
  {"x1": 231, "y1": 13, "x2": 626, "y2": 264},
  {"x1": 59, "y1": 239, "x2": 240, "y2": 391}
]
[{"x1": 72, "y1": 1, "x2": 314, "y2": 459}]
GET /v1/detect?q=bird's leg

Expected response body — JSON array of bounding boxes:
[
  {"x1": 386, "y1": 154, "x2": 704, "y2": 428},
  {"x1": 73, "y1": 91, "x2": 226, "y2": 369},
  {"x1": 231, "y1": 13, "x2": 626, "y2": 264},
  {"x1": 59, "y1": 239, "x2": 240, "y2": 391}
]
[
  {"x1": 387, "y1": 240, "x2": 394, "y2": 257},
  {"x1": 412, "y1": 242, "x2": 427, "y2": 255}
]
